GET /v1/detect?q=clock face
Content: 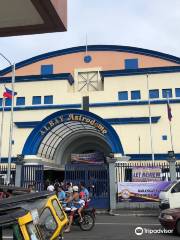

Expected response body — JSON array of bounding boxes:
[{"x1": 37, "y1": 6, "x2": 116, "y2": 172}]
[{"x1": 84, "y1": 55, "x2": 92, "y2": 63}]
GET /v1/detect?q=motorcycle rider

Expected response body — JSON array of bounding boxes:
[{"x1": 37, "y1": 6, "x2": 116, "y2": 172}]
[{"x1": 65, "y1": 185, "x2": 84, "y2": 233}]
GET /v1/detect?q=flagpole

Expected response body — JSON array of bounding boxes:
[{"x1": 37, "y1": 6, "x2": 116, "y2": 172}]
[
  {"x1": 146, "y1": 74, "x2": 155, "y2": 163},
  {"x1": 7, "y1": 63, "x2": 15, "y2": 184},
  {"x1": 85, "y1": 33, "x2": 88, "y2": 55},
  {"x1": 0, "y1": 96, "x2": 5, "y2": 163},
  {"x1": 167, "y1": 96, "x2": 174, "y2": 152}
]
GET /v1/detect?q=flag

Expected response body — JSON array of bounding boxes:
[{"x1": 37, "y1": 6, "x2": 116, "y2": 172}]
[
  {"x1": 3, "y1": 87, "x2": 17, "y2": 99},
  {"x1": 167, "y1": 103, "x2": 172, "y2": 121}
]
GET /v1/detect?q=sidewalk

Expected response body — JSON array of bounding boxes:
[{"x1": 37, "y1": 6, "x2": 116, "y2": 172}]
[{"x1": 96, "y1": 209, "x2": 160, "y2": 217}]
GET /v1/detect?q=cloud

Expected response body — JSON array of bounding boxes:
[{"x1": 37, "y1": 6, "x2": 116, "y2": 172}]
[{"x1": 0, "y1": 0, "x2": 179, "y2": 69}]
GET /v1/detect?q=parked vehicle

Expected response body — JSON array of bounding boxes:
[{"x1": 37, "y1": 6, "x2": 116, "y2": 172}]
[
  {"x1": 0, "y1": 191, "x2": 68, "y2": 240},
  {"x1": 159, "y1": 208, "x2": 180, "y2": 235},
  {"x1": 159, "y1": 181, "x2": 180, "y2": 210}
]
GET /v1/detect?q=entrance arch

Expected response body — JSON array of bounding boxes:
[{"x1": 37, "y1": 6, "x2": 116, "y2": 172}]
[{"x1": 22, "y1": 109, "x2": 123, "y2": 166}]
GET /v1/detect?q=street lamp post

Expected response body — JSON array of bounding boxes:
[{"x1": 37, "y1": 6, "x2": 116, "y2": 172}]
[{"x1": 0, "y1": 53, "x2": 15, "y2": 184}]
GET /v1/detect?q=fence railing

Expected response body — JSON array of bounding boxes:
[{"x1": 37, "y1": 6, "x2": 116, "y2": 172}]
[
  {"x1": 115, "y1": 161, "x2": 180, "y2": 182},
  {"x1": 0, "y1": 164, "x2": 16, "y2": 185}
]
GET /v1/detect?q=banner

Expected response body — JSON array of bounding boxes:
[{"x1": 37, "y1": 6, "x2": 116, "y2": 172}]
[
  {"x1": 71, "y1": 152, "x2": 105, "y2": 164},
  {"x1": 132, "y1": 166, "x2": 161, "y2": 182},
  {"x1": 118, "y1": 181, "x2": 172, "y2": 202}
]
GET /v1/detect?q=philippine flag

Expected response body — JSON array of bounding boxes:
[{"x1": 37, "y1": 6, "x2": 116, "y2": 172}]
[{"x1": 3, "y1": 87, "x2": 17, "y2": 99}]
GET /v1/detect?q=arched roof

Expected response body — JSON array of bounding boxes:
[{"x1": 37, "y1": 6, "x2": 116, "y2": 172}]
[
  {"x1": 1, "y1": 45, "x2": 180, "y2": 76},
  {"x1": 22, "y1": 109, "x2": 124, "y2": 157}
]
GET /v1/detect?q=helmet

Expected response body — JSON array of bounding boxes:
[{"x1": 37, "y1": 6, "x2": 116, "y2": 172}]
[
  {"x1": 79, "y1": 191, "x2": 85, "y2": 199},
  {"x1": 72, "y1": 186, "x2": 79, "y2": 192}
]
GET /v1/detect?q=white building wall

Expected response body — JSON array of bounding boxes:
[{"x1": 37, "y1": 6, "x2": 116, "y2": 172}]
[{"x1": 0, "y1": 71, "x2": 180, "y2": 158}]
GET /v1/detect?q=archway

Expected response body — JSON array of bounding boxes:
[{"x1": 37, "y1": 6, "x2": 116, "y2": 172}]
[{"x1": 22, "y1": 109, "x2": 124, "y2": 167}]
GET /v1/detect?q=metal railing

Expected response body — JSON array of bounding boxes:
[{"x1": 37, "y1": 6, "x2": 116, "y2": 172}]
[
  {"x1": 115, "y1": 161, "x2": 180, "y2": 182},
  {"x1": 0, "y1": 164, "x2": 16, "y2": 185}
]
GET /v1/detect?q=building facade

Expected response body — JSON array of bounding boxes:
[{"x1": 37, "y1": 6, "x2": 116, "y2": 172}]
[{"x1": 0, "y1": 45, "x2": 180, "y2": 169}]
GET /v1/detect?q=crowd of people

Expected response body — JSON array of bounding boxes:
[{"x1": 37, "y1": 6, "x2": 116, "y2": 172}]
[{"x1": 46, "y1": 179, "x2": 90, "y2": 233}]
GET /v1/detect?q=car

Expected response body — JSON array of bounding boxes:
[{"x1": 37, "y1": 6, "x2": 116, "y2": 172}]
[
  {"x1": 159, "y1": 181, "x2": 180, "y2": 209},
  {"x1": 159, "y1": 208, "x2": 180, "y2": 235}
]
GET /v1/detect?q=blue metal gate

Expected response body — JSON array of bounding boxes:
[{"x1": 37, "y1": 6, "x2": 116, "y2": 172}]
[
  {"x1": 21, "y1": 165, "x2": 44, "y2": 191},
  {"x1": 65, "y1": 164, "x2": 109, "y2": 209}
]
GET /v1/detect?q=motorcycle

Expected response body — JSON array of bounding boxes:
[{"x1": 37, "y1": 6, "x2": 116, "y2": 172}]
[{"x1": 65, "y1": 203, "x2": 96, "y2": 231}]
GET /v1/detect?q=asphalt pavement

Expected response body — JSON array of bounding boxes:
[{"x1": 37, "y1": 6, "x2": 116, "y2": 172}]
[
  {"x1": 64, "y1": 215, "x2": 179, "y2": 240},
  {"x1": 2, "y1": 214, "x2": 179, "y2": 240}
]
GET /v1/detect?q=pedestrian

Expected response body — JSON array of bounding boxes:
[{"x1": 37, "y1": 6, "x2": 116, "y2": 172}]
[
  {"x1": 58, "y1": 186, "x2": 66, "y2": 201},
  {"x1": 28, "y1": 184, "x2": 35, "y2": 193},
  {"x1": 66, "y1": 182, "x2": 73, "y2": 193},
  {"x1": 79, "y1": 182, "x2": 89, "y2": 200},
  {"x1": 47, "y1": 182, "x2": 55, "y2": 192}
]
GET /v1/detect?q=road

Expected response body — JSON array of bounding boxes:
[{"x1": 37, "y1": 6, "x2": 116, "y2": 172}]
[
  {"x1": 65, "y1": 214, "x2": 179, "y2": 240},
  {"x1": 2, "y1": 215, "x2": 179, "y2": 240}
]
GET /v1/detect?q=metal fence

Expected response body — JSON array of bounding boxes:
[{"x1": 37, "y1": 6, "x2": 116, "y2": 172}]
[
  {"x1": 0, "y1": 164, "x2": 16, "y2": 185},
  {"x1": 21, "y1": 165, "x2": 44, "y2": 191},
  {"x1": 116, "y1": 161, "x2": 180, "y2": 182}
]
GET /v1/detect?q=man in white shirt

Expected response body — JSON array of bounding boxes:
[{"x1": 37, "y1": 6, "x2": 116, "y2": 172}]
[{"x1": 47, "y1": 183, "x2": 55, "y2": 192}]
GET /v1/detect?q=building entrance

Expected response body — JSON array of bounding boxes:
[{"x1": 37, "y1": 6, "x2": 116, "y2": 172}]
[{"x1": 22, "y1": 109, "x2": 124, "y2": 168}]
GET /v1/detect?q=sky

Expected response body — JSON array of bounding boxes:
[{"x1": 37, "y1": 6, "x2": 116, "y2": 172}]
[{"x1": 0, "y1": 0, "x2": 180, "y2": 69}]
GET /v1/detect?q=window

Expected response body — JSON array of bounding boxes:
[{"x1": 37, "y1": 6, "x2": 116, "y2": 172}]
[
  {"x1": 41, "y1": 65, "x2": 53, "y2": 75},
  {"x1": 38, "y1": 208, "x2": 57, "y2": 239},
  {"x1": 149, "y1": 89, "x2": 159, "y2": 99},
  {"x1": 44, "y1": 95, "x2": 53, "y2": 104},
  {"x1": 118, "y1": 91, "x2": 128, "y2": 101},
  {"x1": 32, "y1": 96, "x2": 41, "y2": 105},
  {"x1": 125, "y1": 59, "x2": 138, "y2": 69},
  {"x1": 5, "y1": 98, "x2": 12, "y2": 106},
  {"x1": 0, "y1": 98, "x2": 2, "y2": 106},
  {"x1": 131, "y1": 90, "x2": 141, "y2": 100},
  {"x1": 16, "y1": 97, "x2": 25, "y2": 106},
  {"x1": 162, "y1": 89, "x2": 172, "y2": 98},
  {"x1": 77, "y1": 70, "x2": 103, "y2": 92},
  {"x1": 175, "y1": 88, "x2": 180, "y2": 97},
  {"x1": 172, "y1": 182, "x2": 180, "y2": 193},
  {"x1": 162, "y1": 135, "x2": 167, "y2": 141}
]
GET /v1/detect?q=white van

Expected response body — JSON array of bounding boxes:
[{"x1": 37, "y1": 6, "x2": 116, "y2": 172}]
[{"x1": 159, "y1": 181, "x2": 180, "y2": 209}]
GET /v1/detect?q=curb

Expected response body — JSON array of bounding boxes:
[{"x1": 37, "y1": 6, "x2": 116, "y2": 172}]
[{"x1": 96, "y1": 210, "x2": 159, "y2": 217}]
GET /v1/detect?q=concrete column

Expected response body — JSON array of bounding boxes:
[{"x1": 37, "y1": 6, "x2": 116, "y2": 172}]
[
  {"x1": 106, "y1": 157, "x2": 116, "y2": 210},
  {"x1": 15, "y1": 162, "x2": 23, "y2": 187},
  {"x1": 169, "y1": 159, "x2": 177, "y2": 181}
]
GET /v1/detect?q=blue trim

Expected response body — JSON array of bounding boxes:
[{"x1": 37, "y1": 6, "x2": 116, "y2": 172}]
[
  {"x1": 128, "y1": 154, "x2": 180, "y2": 160},
  {"x1": 1, "y1": 98, "x2": 180, "y2": 112},
  {"x1": 0, "y1": 45, "x2": 180, "y2": 76},
  {"x1": 106, "y1": 116, "x2": 160, "y2": 125},
  {"x1": 90, "y1": 99, "x2": 180, "y2": 107},
  {"x1": 22, "y1": 109, "x2": 124, "y2": 155},
  {"x1": 0, "y1": 158, "x2": 17, "y2": 163},
  {"x1": 0, "y1": 104, "x2": 81, "y2": 112},
  {"x1": 100, "y1": 66, "x2": 180, "y2": 78},
  {"x1": 15, "y1": 121, "x2": 40, "y2": 128},
  {"x1": 14, "y1": 116, "x2": 161, "y2": 128},
  {"x1": 0, "y1": 73, "x2": 74, "y2": 85}
]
